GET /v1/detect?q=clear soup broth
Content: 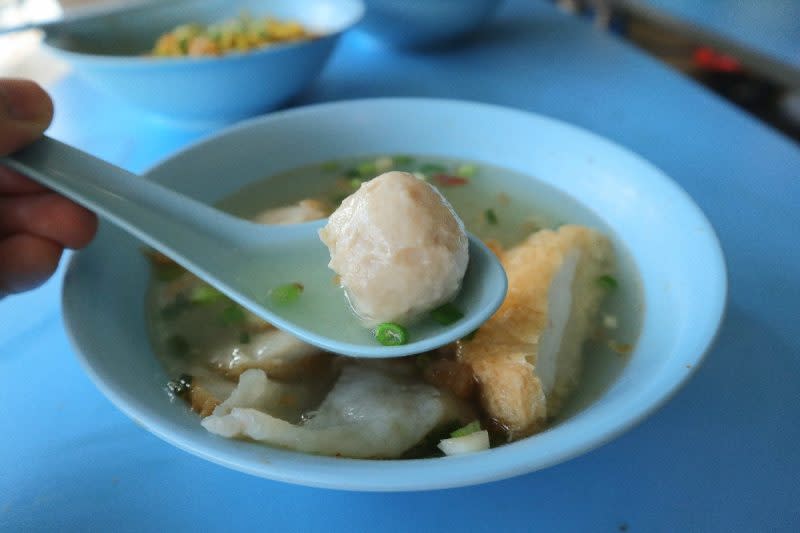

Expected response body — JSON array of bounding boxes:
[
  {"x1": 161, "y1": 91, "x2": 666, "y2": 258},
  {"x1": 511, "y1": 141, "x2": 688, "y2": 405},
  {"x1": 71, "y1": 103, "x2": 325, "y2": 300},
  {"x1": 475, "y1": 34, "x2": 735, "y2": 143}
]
[{"x1": 147, "y1": 155, "x2": 643, "y2": 457}]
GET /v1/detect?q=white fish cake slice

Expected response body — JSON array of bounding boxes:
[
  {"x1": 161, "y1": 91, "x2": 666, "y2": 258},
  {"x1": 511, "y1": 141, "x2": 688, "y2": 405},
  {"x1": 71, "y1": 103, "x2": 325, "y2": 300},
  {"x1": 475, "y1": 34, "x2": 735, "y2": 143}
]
[{"x1": 202, "y1": 365, "x2": 453, "y2": 458}]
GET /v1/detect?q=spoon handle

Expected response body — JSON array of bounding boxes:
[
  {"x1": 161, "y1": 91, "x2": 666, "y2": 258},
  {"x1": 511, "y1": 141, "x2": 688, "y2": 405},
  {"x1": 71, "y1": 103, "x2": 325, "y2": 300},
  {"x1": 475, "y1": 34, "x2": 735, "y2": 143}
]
[{"x1": 2, "y1": 136, "x2": 247, "y2": 256}]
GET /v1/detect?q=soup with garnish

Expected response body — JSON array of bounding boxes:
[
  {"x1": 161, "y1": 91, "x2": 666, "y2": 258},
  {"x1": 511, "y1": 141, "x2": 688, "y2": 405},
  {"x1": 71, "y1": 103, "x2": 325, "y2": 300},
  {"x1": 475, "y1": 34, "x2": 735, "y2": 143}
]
[{"x1": 146, "y1": 155, "x2": 642, "y2": 458}]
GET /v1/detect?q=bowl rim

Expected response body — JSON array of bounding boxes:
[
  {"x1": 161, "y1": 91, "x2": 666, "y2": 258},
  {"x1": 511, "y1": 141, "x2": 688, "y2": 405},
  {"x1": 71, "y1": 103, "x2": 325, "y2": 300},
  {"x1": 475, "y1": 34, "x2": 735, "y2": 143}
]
[
  {"x1": 41, "y1": 0, "x2": 365, "y2": 65},
  {"x1": 62, "y1": 97, "x2": 728, "y2": 491}
]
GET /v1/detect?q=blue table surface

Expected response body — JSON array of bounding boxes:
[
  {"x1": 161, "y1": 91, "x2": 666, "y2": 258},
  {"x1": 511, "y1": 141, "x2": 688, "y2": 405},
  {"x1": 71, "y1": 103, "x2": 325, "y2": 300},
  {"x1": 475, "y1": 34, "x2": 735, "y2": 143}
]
[
  {"x1": 3, "y1": 1, "x2": 800, "y2": 531},
  {"x1": 612, "y1": 0, "x2": 800, "y2": 83}
]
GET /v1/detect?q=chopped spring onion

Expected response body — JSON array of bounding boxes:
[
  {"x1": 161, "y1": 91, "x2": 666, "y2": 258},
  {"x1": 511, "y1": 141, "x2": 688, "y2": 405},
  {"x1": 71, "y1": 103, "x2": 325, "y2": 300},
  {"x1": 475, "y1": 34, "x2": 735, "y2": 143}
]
[
  {"x1": 485, "y1": 208, "x2": 498, "y2": 225},
  {"x1": 451, "y1": 420, "x2": 482, "y2": 438},
  {"x1": 393, "y1": 155, "x2": 415, "y2": 165},
  {"x1": 239, "y1": 331, "x2": 251, "y2": 344},
  {"x1": 220, "y1": 304, "x2": 246, "y2": 325},
  {"x1": 375, "y1": 322, "x2": 409, "y2": 346},
  {"x1": 321, "y1": 161, "x2": 339, "y2": 172},
  {"x1": 190, "y1": 285, "x2": 224, "y2": 304},
  {"x1": 270, "y1": 282, "x2": 304, "y2": 304},
  {"x1": 596, "y1": 275, "x2": 618, "y2": 290},
  {"x1": 438, "y1": 430, "x2": 490, "y2": 456},
  {"x1": 177, "y1": 36, "x2": 190, "y2": 54},
  {"x1": 430, "y1": 302, "x2": 464, "y2": 325},
  {"x1": 419, "y1": 163, "x2": 447, "y2": 175},
  {"x1": 357, "y1": 161, "x2": 376, "y2": 177},
  {"x1": 456, "y1": 163, "x2": 477, "y2": 177},
  {"x1": 349, "y1": 178, "x2": 363, "y2": 189}
]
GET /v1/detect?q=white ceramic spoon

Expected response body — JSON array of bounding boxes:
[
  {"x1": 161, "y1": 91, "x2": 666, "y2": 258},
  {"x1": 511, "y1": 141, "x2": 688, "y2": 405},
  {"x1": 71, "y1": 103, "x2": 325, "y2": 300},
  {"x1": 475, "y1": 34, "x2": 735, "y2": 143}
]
[{"x1": 4, "y1": 136, "x2": 507, "y2": 357}]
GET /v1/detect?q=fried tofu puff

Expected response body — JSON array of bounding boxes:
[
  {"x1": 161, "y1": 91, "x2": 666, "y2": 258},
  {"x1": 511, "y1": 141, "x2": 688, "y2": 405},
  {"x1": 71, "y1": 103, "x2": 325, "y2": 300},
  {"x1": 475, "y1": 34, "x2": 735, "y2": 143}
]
[{"x1": 458, "y1": 225, "x2": 614, "y2": 436}]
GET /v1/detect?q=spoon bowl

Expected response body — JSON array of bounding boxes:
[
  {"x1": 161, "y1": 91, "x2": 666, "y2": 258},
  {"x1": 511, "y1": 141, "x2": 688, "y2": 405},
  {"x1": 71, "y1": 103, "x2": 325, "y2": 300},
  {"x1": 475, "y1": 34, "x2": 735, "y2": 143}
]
[{"x1": 3, "y1": 137, "x2": 507, "y2": 357}]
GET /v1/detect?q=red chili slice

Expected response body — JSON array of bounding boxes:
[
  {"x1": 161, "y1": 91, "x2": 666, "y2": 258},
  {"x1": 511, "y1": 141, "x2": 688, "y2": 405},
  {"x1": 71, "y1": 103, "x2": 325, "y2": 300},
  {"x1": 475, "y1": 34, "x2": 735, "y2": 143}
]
[{"x1": 434, "y1": 174, "x2": 470, "y2": 186}]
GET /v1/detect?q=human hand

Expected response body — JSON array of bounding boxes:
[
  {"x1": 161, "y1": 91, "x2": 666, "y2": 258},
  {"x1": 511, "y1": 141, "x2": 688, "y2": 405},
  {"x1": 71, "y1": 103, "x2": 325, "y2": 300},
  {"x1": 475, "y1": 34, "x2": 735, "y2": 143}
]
[{"x1": 0, "y1": 79, "x2": 97, "y2": 296}]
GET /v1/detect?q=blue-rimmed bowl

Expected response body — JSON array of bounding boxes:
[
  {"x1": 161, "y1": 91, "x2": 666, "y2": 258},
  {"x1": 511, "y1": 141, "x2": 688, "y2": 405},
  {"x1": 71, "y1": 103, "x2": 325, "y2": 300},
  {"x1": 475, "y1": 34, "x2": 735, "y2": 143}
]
[
  {"x1": 42, "y1": 0, "x2": 364, "y2": 125},
  {"x1": 357, "y1": 0, "x2": 504, "y2": 49},
  {"x1": 62, "y1": 98, "x2": 727, "y2": 491}
]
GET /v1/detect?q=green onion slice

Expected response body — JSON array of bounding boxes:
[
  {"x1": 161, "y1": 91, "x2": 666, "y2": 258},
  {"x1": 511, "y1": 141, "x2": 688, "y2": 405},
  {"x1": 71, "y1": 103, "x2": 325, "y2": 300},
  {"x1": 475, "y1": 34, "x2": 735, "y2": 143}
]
[
  {"x1": 375, "y1": 323, "x2": 409, "y2": 346},
  {"x1": 596, "y1": 275, "x2": 618, "y2": 290},
  {"x1": 357, "y1": 161, "x2": 376, "y2": 177},
  {"x1": 270, "y1": 282, "x2": 304, "y2": 304},
  {"x1": 393, "y1": 155, "x2": 415, "y2": 165},
  {"x1": 220, "y1": 305, "x2": 246, "y2": 325},
  {"x1": 451, "y1": 420, "x2": 481, "y2": 438},
  {"x1": 456, "y1": 164, "x2": 477, "y2": 178},
  {"x1": 419, "y1": 163, "x2": 447, "y2": 175},
  {"x1": 430, "y1": 302, "x2": 464, "y2": 325},
  {"x1": 190, "y1": 285, "x2": 224, "y2": 304},
  {"x1": 485, "y1": 208, "x2": 498, "y2": 225}
]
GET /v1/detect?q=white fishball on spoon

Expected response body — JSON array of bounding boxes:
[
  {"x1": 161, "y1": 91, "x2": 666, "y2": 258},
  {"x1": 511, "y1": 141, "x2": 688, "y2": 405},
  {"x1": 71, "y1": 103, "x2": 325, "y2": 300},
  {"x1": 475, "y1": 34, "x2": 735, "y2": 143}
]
[{"x1": 319, "y1": 171, "x2": 469, "y2": 326}]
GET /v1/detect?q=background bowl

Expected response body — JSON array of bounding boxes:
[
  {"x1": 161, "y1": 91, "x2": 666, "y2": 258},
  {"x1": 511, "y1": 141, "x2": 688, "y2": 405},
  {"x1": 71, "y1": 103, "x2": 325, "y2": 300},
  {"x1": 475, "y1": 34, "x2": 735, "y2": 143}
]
[
  {"x1": 43, "y1": 0, "x2": 364, "y2": 124},
  {"x1": 62, "y1": 98, "x2": 726, "y2": 491},
  {"x1": 357, "y1": 0, "x2": 504, "y2": 49}
]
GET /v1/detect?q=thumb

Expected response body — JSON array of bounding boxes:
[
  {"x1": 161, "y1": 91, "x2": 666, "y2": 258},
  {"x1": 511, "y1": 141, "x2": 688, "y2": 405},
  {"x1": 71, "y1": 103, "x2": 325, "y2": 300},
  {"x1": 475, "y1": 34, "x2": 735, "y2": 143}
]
[{"x1": 0, "y1": 79, "x2": 54, "y2": 156}]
